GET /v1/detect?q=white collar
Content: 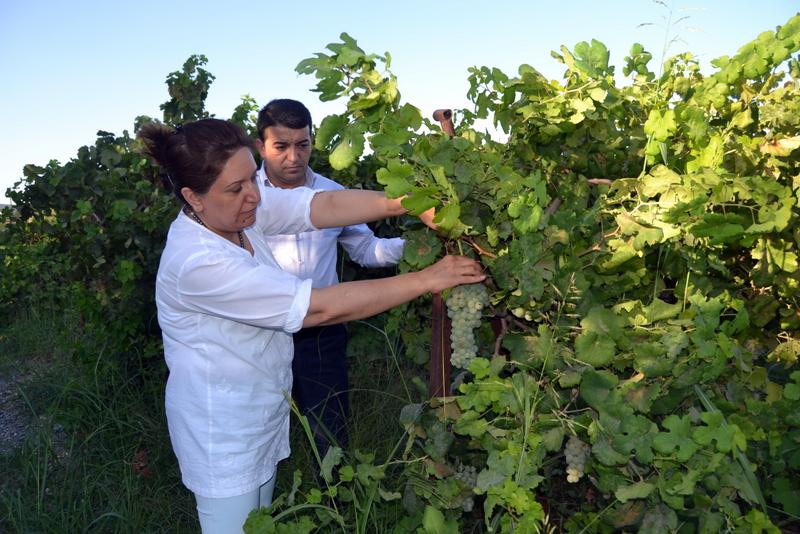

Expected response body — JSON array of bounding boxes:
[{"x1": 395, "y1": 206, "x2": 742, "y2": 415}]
[{"x1": 261, "y1": 164, "x2": 316, "y2": 189}]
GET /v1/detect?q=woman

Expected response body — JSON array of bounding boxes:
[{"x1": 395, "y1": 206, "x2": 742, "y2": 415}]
[{"x1": 138, "y1": 118, "x2": 484, "y2": 532}]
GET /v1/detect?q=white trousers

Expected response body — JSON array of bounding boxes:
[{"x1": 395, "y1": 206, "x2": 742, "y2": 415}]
[{"x1": 194, "y1": 474, "x2": 276, "y2": 534}]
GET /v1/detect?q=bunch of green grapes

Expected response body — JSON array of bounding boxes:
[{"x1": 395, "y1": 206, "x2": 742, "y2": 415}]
[
  {"x1": 445, "y1": 283, "x2": 489, "y2": 369},
  {"x1": 565, "y1": 435, "x2": 591, "y2": 483},
  {"x1": 452, "y1": 463, "x2": 478, "y2": 512}
]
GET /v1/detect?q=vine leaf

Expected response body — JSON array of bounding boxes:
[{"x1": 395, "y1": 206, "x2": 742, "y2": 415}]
[
  {"x1": 376, "y1": 160, "x2": 414, "y2": 197},
  {"x1": 615, "y1": 481, "x2": 655, "y2": 503},
  {"x1": 574, "y1": 331, "x2": 615, "y2": 366},
  {"x1": 328, "y1": 129, "x2": 364, "y2": 170},
  {"x1": 652, "y1": 414, "x2": 700, "y2": 461},
  {"x1": 692, "y1": 412, "x2": 747, "y2": 453},
  {"x1": 644, "y1": 109, "x2": 677, "y2": 141}
]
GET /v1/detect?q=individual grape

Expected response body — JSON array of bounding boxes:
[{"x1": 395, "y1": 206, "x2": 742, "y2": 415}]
[
  {"x1": 564, "y1": 435, "x2": 590, "y2": 483},
  {"x1": 446, "y1": 283, "x2": 489, "y2": 369}
]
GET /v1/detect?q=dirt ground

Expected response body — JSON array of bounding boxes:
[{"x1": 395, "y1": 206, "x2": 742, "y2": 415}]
[{"x1": 0, "y1": 371, "x2": 32, "y2": 455}]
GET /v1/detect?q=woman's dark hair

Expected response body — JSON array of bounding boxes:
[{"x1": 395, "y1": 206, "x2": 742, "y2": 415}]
[
  {"x1": 256, "y1": 99, "x2": 313, "y2": 141},
  {"x1": 138, "y1": 118, "x2": 255, "y2": 203}
]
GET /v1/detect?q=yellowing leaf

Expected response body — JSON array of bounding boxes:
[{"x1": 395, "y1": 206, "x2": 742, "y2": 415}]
[
  {"x1": 644, "y1": 109, "x2": 677, "y2": 141},
  {"x1": 760, "y1": 136, "x2": 800, "y2": 156},
  {"x1": 768, "y1": 339, "x2": 800, "y2": 367}
]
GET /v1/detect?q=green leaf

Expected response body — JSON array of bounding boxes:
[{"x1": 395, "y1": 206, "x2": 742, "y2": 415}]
[
  {"x1": 507, "y1": 192, "x2": 544, "y2": 234},
  {"x1": 772, "y1": 477, "x2": 800, "y2": 516},
  {"x1": 687, "y1": 134, "x2": 724, "y2": 172},
  {"x1": 679, "y1": 105, "x2": 709, "y2": 144},
  {"x1": 339, "y1": 464, "x2": 355, "y2": 482},
  {"x1": 581, "y1": 306, "x2": 624, "y2": 340},
  {"x1": 401, "y1": 191, "x2": 438, "y2": 216},
  {"x1": 580, "y1": 370, "x2": 618, "y2": 409},
  {"x1": 420, "y1": 505, "x2": 459, "y2": 534},
  {"x1": 401, "y1": 229, "x2": 442, "y2": 268},
  {"x1": 614, "y1": 481, "x2": 655, "y2": 503},
  {"x1": 599, "y1": 239, "x2": 641, "y2": 270},
  {"x1": 329, "y1": 130, "x2": 365, "y2": 170},
  {"x1": 541, "y1": 427, "x2": 565, "y2": 452},
  {"x1": 314, "y1": 115, "x2": 347, "y2": 150},
  {"x1": 731, "y1": 107, "x2": 754, "y2": 129},
  {"x1": 330, "y1": 33, "x2": 366, "y2": 67},
  {"x1": 376, "y1": 159, "x2": 414, "y2": 198},
  {"x1": 574, "y1": 331, "x2": 616, "y2": 367},
  {"x1": 591, "y1": 435, "x2": 628, "y2": 466},
  {"x1": 690, "y1": 213, "x2": 746, "y2": 244},
  {"x1": 320, "y1": 446, "x2": 343, "y2": 483},
  {"x1": 433, "y1": 203, "x2": 467, "y2": 239},
  {"x1": 422, "y1": 418, "x2": 453, "y2": 461},
  {"x1": 640, "y1": 504, "x2": 678, "y2": 532},
  {"x1": 693, "y1": 412, "x2": 747, "y2": 453},
  {"x1": 573, "y1": 39, "x2": 611, "y2": 77},
  {"x1": 652, "y1": 415, "x2": 700, "y2": 461},
  {"x1": 110, "y1": 199, "x2": 136, "y2": 221},
  {"x1": 642, "y1": 299, "x2": 681, "y2": 323},
  {"x1": 784, "y1": 383, "x2": 800, "y2": 400}
]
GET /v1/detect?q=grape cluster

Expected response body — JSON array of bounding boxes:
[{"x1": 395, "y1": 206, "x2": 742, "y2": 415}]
[
  {"x1": 446, "y1": 283, "x2": 489, "y2": 369},
  {"x1": 565, "y1": 435, "x2": 591, "y2": 483},
  {"x1": 452, "y1": 463, "x2": 478, "y2": 512}
]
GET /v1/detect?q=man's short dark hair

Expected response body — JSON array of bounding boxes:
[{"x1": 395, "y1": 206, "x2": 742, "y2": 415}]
[{"x1": 257, "y1": 99, "x2": 312, "y2": 141}]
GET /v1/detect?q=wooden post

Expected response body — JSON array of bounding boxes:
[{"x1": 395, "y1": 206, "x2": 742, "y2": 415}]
[
  {"x1": 429, "y1": 293, "x2": 452, "y2": 398},
  {"x1": 429, "y1": 109, "x2": 456, "y2": 398}
]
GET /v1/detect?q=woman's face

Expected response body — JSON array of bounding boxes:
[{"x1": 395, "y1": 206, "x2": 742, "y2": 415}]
[{"x1": 187, "y1": 147, "x2": 261, "y2": 234}]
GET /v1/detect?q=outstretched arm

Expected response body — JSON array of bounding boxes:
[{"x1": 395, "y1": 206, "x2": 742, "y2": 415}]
[
  {"x1": 309, "y1": 190, "x2": 406, "y2": 229},
  {"x1": 309, "y1": 190, "x2": 437, "y2": 230},
  {"x1": 303, "y1": 255, "x2": 484, "y2": 327}
]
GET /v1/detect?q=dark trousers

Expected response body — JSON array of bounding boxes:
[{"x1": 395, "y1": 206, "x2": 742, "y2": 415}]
[{"x1": 292, "y1": 324, "x2": 349, "y2": 455}]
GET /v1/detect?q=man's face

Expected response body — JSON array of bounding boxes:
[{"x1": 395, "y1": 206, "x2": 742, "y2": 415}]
[{"x1": 257, "y1": 125, "x2": 312, "y2": 189}]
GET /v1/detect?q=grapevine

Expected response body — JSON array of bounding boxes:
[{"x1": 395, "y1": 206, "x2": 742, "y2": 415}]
[
  {"x1": 445, "y1": 283, "x2": 489, "y2": 369},
  {"x1": 295, "y1": 23, "x2": 800, "y2": 532}
]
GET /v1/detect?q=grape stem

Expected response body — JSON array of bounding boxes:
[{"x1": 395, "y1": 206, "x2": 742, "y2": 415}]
[
  {"x1": 464, "y1": 236, "x2": 497, "y2": 258},
  {"x1": 492, "y1": 316, "x2": 509, "y2": 358}
]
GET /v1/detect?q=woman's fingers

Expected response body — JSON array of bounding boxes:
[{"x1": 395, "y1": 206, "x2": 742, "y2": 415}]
[{"x1": 425, "y1": 255, "x2": 485, "y2": 292}]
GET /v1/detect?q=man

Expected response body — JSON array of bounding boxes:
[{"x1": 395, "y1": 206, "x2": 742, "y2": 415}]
[{"x1": 255, "y1": 99, "x2": 404, "y2": 453}]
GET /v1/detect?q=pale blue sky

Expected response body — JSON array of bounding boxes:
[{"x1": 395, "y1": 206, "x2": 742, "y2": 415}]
[{"x1": 1, "y1": 1, "x2": 797, "y2": 202}]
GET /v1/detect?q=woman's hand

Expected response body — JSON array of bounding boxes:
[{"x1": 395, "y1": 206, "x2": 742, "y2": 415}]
[
  {"x1": 420, "y1": 255, "x2": 485, "y2": 293},
  {"x1": 418, "y1": 206, "x2": 438, "y2": 231}
]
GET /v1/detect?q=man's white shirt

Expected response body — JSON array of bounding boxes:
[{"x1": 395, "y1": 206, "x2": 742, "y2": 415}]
[{"x1": 256, "y1": 165, "x2": 405, "y2": 288}]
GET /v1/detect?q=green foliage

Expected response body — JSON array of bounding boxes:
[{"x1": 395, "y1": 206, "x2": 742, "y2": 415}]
[
  {"x1": 287, "y1": 18, "x2": 800, "y2": 532},
  {"x1": 160, "y1": 54, "x2": 215, "y2": 125}
]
